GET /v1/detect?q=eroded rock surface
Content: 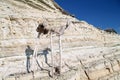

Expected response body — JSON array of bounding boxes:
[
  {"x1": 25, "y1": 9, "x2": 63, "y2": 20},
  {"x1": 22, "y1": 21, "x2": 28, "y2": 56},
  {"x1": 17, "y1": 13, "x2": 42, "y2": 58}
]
[{"x1": 0, "y1": 0, "x2": 120, "y2": 80}]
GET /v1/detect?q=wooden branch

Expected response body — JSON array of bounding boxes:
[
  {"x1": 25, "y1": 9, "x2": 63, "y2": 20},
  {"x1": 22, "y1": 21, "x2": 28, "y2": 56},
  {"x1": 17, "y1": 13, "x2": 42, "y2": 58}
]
[
  {"x1": 50, "y1": 32, "x2": 54, "y2": 77},
  {"x1": 59, "y1": 35, "x2": 62, "y2": 75}
]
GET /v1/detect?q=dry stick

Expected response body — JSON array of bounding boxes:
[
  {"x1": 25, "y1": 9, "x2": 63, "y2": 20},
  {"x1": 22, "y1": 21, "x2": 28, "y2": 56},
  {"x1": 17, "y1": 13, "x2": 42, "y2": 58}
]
[
  {"x1": 32, "y1": 38, "x2": 39, "y2": 80},
  {"x1": 58, "y1": 20, "x2": 70, "y2": 75},
  {"x1": 50, "y1": 32, "x2": 54, "y2": 77},
  {"x1": 59, "y1": 34, "x2": 62, "y2": 75},
  {"x1": 79, "y1": 59, "x2": 90, "y2": 80},
  {"x1": 32, "y1": 46, "x2": 36, "y2": 80}
]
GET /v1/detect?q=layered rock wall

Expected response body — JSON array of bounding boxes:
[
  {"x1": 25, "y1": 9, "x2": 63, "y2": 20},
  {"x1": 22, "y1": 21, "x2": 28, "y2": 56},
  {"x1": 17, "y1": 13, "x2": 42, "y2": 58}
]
[{"x1": 0, "y1": 0, "x2": 120, "y2": 80}]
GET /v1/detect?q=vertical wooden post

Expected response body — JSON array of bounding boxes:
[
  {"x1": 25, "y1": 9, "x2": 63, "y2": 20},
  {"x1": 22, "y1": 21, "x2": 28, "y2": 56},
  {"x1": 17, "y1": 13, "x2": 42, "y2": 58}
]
[
  {"x1": 32, "y1": 45, "x2": 36, "y2": 78},
  {"x1": 50, "y1": 32, "x2": 54, "y2": 77},
  {"x1": 31, "y1": 38, "x2": 38, "y2": 78},
  {"x1": 59, "y1": 34, "x2": 62, "y2": 74}
]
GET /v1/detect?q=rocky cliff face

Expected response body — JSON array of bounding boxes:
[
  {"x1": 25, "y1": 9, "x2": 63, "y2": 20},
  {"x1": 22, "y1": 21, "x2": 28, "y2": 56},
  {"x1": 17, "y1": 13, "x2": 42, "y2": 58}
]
[{"x1": 0, "y1": 0, "x2": 120, "y2": 80}]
